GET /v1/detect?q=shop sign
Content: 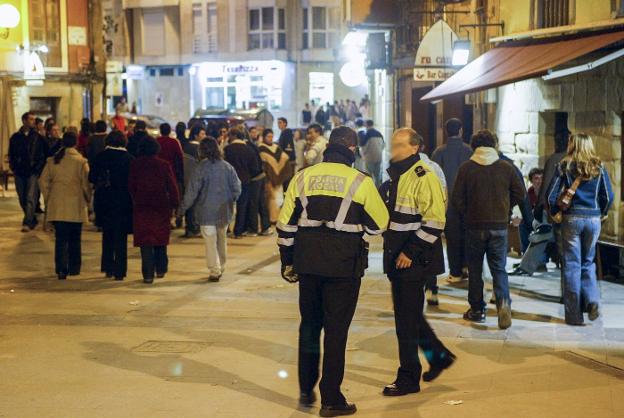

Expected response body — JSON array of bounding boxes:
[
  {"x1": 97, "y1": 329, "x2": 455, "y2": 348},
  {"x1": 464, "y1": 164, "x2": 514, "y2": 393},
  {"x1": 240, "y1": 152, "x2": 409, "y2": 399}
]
[
  {"x1": 106, "y1": 72, "x2": 123, "y2": 96},
  {"x1": 68, "y1": 26, "x2": 87, "y2": 46},
  {"x1": 413, "y1": 20, "x2": 458, "y2": 82}
]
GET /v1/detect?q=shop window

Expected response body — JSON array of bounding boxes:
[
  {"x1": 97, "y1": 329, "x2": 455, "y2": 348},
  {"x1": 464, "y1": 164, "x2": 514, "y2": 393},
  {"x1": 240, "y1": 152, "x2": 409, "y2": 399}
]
[
  {"x1": 177, "y1": 67, "x2": 184, "y2": 76},
  {"x1": 536, "y1": 0, "x2": 572, "y2": 29},
  {"x1": 302, "y1": 6, "x2": 340, "y2": 50},
  {"x1": 192, "y1": 2, "x2": 218, "y2": 54},
  {"x1": 248, "y1": 7, "x2": 284, "y2": 50},
  {"x1": 159, "y1": 68, "x2": 174, "y2": 77},
  {"x1": 29, "y1": 0, "x2": 62, "y2": 67},
  {"x1": 143, "y1": 8, "x2": 165, "y2": 56}
]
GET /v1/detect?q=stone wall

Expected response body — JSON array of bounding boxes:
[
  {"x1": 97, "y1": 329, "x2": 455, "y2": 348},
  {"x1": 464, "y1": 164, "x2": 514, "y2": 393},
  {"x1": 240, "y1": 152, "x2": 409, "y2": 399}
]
[{"x1": 494, "y1": 59, "x2": 623, "y2": 239}]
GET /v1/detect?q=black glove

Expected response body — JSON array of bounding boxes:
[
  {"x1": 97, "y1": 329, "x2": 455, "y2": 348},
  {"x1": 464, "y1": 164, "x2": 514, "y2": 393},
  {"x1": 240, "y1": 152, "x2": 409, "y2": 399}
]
[{"x1": 281, "y1": 265, "x2": 299, "y2": 283}]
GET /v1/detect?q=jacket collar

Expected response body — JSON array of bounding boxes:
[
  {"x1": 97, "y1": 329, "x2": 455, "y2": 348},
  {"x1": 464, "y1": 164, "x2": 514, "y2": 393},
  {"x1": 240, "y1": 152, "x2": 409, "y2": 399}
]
[
  {"x1": 470, "y1": 147, "x2": 500, "y2": 166},
  {"x1": 387, "y1": 153, "x2": 420, "y2": 181},
  {"x1": 323, "y1": 143, "x2": 355, "y2": 166},
  {"x1": 230, "y1": 139, "x2": 247, "y2": 146}
]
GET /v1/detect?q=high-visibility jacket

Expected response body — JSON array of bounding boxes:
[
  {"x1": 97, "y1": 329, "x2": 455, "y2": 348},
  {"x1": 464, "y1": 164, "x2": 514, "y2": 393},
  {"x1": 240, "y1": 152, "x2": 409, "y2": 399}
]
[
  {"x1": 277, "y1": 157, "x2": 389, "y2": 278},
  {"x1": 382, "y1": 153, "x2": 446, "y2": 275}
]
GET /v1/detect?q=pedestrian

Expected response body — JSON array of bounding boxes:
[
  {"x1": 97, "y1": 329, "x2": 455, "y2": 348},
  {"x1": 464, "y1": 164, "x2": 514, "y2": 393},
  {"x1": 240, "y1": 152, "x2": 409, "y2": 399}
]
[
  {"x1": 223, "y1": 128, "x2": 261, "y2": 238},
  {"x1": 451, "y1": 130, "x2": 526, "y2": 329},
  {"x1": 180, "y1": 137, "x2": 242, "y2": 281},
  {"x1": 259, "y1": 128, "x2": 292, "y2": 225},
  {"x1": 361, "y1": 120, "x2": 385, "y2": 188},
  {"x1": 8, "y1": 111, "x2": 49, "y2": 232},
  {"x1": 77, "y1": 118, "x2": 91, "y2": 157},
  {"x1": 128, "y1": 137, "x2": 180, "y2": 284},
  {"x1": 156, "y1": 123, "x2": 185, "y2": 192},
  {"x1": 244, "y1": 126, "x2": 270, "y2": 237},
  {"x1": 431, "y1": 118, "x2": 473, "y2": 283},
  {"x1": 45, "y1": 123, "x2": 62, "y2": 156},
  {"x1": 277, "y1": 126, "x2": 389, "y2": 416},
  {"x1": 315, "y1": 104, "x2": 327, "y2": 127},
  {"x1": 547, "y1": 133, "x2": 613, "y2": 325},
  {"x1": 301, "y1": 103, "x2": 312, "y2": 127},
  {"x1": 115, "y1": 97, "x2": 130, "y2": 113},
  {"x1": 380, "y1": 128, "x2": 454, "y2": 397},
  {"x1": 110, "y1": 109, "x2": 126, "y2": 132},
  {"x1": 277, "y1": 117, "x2": 296, "y2": 191},
  {"x1": 86, "y1": 120, "x2": 109, "y2": 166},
  {"x1": 217, "y1": 125, "x2": 229, "y2": 150},
  {"x1": 293, "y1": 129, "x2": 306, "y2": 172},
  {"x1": 304, "y1": 124, "x2": 328, "y2": 167},
  {"x1": 39, "y1": 132, "x2": 91, "y2": 280},
  {"x1": 127, "y1": 120, "x2": 148, "y2": 157},
  {"x1": 89, "y1": 130, "x2": 134, "y2": 281},
  {"x1": 181, "y1": 125, "x2": 205, "y2": 238},
  {"x1": 177, "y1": 121, "x2": 199, "y2": 158}
]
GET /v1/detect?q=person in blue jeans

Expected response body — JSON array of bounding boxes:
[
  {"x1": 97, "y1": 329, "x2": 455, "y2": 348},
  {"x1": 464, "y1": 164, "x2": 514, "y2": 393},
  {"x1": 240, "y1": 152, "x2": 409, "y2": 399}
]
[
  {"x1": 451, "y1": 130, "x2": 526, "y2": 329},
  {"x1": 547, "y1": 133, "x2": 614, "y2": 326}
]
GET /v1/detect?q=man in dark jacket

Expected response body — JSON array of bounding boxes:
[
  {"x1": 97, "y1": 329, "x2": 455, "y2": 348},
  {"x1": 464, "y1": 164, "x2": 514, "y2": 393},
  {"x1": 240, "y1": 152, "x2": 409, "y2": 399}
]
[
  {"x1": 9, "y1": 111, "x2": 49, "y2": 231},
  {"x1": 432, "y1": 118, "x2": 473, "y2": 283},
  {"x1": 224, "y1": 128, "x2": 261, "y2": 238},
  {"x1": 127, "y1": 120, "x2": 148, "y2": 157},
  {"x1": 278, "y1": 117, "x2": 296, "y2": 191},
  {"x1": 451, "y1": 130, "x2": 526, "y2": 329},
  {"x1": 86, "y1": 120, "x2": 109, "y2": 166}
]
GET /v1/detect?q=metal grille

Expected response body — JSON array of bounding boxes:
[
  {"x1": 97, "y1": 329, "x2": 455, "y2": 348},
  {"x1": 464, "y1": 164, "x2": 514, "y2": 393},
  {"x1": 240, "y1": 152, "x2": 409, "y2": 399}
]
[{"x1": 538, "y1": 0, "x2": 570, "y2": 28}]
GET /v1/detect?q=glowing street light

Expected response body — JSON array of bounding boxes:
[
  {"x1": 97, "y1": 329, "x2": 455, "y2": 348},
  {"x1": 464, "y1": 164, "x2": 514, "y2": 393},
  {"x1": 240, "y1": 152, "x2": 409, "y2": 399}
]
[
  {"x1": 452, "y1": 40, "x2": 471, "y2": 66},
  {"x1": 0, "y1": 3, "x2": 20, "y2": 39}
]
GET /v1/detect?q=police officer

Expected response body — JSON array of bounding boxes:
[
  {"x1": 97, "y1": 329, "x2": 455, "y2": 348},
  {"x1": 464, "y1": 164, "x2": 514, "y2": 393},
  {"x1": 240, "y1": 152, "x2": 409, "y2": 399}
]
[
  {"x1": 277, "y1": 126, "x2": 389, "y2": 417},
  {"x1": 381, "y1": 128, "x2": 455, "y2": 397}
]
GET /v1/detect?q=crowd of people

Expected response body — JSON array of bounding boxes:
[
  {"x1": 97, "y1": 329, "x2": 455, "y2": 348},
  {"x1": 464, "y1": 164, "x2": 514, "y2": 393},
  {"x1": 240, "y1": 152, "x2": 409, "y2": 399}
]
[{"x1": 7, "y1": 105, "x2": 615, "y2": 416}]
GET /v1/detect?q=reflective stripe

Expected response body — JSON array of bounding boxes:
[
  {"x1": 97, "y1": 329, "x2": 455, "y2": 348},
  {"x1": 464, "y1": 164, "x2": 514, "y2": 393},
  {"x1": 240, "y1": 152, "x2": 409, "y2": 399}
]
[
  {"x1": 416, "y1": 228, "x2": 438, "y2": 244},
  {"x1": 298, "y1": 218, "x2": 364, "y2": 233},
  {"x1": 422, "y1": 220, "x2": 445, "y2": 230},
  {"x1": 364, "y1": 226, "x2": 384, "y2": 235},
  {"x1": 334, "y1": 173, "x2": 366, "y2": 228},
  {"x1": 277, "y1": 237, "x2": 295, "y2": 246},
  {"x1": 297, "y1": 173, "x2": 309, "y2": 219},
  {"x1": 394, "y1": 204, "x2": 419, "y2": 215},
  {"x1": 276, "y1": 221, "x2": 298, "y2": 233},
  {"x1": 389, "y1": 221, "x2": 421, "y2": 231}
]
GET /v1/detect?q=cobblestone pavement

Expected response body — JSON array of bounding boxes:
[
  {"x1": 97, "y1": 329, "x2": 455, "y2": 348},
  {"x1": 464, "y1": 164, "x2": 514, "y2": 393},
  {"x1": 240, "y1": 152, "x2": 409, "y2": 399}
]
[{"x1": 0, "y1": 197, "x2": 623, "y2": 418}]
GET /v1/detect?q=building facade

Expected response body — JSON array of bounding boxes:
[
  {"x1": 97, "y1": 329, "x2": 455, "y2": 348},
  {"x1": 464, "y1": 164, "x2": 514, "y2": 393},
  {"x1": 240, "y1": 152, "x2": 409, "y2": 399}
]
[
  {"x1": 105, "y1": 0, "x2": 373, "y2": 128},
  {"x1": 0, "y1": 0, "x2": 105, "y2": 168}
]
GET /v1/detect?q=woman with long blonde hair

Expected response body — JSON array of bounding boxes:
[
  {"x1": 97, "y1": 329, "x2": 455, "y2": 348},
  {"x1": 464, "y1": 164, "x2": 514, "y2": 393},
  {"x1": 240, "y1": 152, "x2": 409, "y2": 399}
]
[{"x1": 547, "y1": 133, "x2": 614, "y2": 325}]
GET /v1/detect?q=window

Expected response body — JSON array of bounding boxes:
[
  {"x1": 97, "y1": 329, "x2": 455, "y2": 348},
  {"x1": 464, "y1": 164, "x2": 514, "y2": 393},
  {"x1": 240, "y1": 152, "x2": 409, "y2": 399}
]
[
  {"x1": 302, "y1": 6, "x2": 340, "y2": 50},
  {"x1": 536, "y1": 0, "x2": 571, "y2": 29},
  {"x1": 29, "y1": 0, "x2": 62, "y2": 67},
  {"x1": 143, "y1": 8, "x2": 165, "y2": 55},
  {"x1": 159, "y1": 68, "x2": 174, "y2": 77},
  {"x1": 248, "y1": 7, "x2": 286, "y2": 50},
  {"x1": 193, "y1": 1, "x2": 218, "y2": 54},
  {"x1": 613, "y1": 0, "x2": 624, "y2": 16}
]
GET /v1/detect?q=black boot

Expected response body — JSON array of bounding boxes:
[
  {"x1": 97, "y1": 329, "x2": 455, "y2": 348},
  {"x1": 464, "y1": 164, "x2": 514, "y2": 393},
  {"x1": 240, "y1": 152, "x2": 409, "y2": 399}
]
[
  {"x1": 423, "y1": 351, "x2": 456, "y2": 382},
  {"x1": 299, "y1": 391, "x2": 316, "y2": 407},
  {"x1": 382, "y1": 382, "x2": 420, "y2": 396},
  {"x1": 320, "y1": 403, "x2": 357, "y2": 417}
]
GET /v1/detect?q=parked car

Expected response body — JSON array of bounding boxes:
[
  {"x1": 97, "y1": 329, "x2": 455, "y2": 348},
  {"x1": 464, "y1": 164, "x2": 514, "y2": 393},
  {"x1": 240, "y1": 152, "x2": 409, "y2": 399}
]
[
  {"x1": 123, "y1": 114, "x2": 169, "y2": 137},
  {"x1": 189, "y1": 108, "x2": 274, "y2": 130}
]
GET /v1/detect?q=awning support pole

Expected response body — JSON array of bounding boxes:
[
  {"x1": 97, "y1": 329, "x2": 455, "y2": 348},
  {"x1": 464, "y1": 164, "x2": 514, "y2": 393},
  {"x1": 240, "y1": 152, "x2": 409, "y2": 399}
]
[{"x1": 543, "y1": 48, "x2": 624, "y2": 80}]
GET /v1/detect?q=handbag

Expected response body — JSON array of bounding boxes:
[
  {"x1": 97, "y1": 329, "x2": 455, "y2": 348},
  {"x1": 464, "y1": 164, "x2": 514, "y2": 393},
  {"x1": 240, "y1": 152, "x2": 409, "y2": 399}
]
[{"x1": 551, "y1": 176, "x2": 582, "y2": 224}]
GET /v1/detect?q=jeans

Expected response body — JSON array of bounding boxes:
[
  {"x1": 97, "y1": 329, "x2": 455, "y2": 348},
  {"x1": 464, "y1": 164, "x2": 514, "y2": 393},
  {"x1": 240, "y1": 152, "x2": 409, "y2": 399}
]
[
  {"x1": 390, "y1": 273, "x2": 451, "y2": 385},
  {"x1": 519, "y1": 239, "x2": 551, "y2": 274},
  {"x1": 298, "y1": 275, "x2": 361, "y2": 405},
  {"x1": 247, "y1": 178, "x2": 270, "y2": 233},
  {"x1": 185, "y1": 207, "x2": 200, "y2": 236},
  {"x1": 233, "y1": 183, "x2": 251, "y2": 237},
  {"x1": 365, "y1": 160, "x2": 383, "y2": 189},
  {"x1": 15, "y1": 174, "x2": 39, "y2": 228},
  {"x1": 101, "y1": 225, "x2": 128, "y2": 279},
  {"x1": 445, "y1": 206, "x2": 466, "y2": 277},
  {"x1": 466, "y1": 229, "x2": 510, "y2": 311},
  {"x1": 53, "y1": 222, "x2": 82, "y2": 276},
  {"x1": 140, "y1": 246, "x2": 168, "y2": 281},
  {"x1": 561, "y1": 216, "x2": 601, "y2": 324},
  {"x1": 200, "y1": 225, "x2": 227, "y2": 276},
  {"x1": 519, "y1": 221, "x2": 532, "y2": 254}
]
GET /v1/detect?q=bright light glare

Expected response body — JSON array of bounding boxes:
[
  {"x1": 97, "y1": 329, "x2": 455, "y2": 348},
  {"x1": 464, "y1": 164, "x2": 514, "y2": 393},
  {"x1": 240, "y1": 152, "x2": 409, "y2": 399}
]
[
  {"x1": 277, "y1": 370, "x2": 288, "y2": 379},
  {"x1": 38, "y1": 45, "x2": 49, "y2": 54},
  {"x1": 339, "y1": 62, "x2": 367, "y2": 87},
  {"x1": 188, "y1": 66, "x2": 197, "y2": 76},
  {"x1": 0, "y1": 4, "x2": 20, "y2": 28},
  {"x1": 342, "y1": 31, "x2": 368, "y2": 48},
  {"x1": 452, "y1": 40, "x2": 471, "y2": 66}
]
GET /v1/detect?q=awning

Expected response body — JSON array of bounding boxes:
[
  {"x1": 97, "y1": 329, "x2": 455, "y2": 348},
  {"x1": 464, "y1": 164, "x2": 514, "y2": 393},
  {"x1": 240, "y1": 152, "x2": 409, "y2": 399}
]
[
  {"x1": 421, "y1": 30, "x2": 624, "y2": 102},
  {"x1": 122, "y1": 0, "x2": 178, "y2": 9}
]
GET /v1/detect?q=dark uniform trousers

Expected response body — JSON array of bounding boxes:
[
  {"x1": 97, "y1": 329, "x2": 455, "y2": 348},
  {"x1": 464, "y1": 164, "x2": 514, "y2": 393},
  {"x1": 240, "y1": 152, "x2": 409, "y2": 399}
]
[
  {"x1": 101, "y1": 225, "x2": 128, "y2": 279},
  {"x1": 390, "y1": 270, "x2": 450, "y2": 385},
  {"x1": 298, "y1": 274, "x2": 361, "y2": 405}
]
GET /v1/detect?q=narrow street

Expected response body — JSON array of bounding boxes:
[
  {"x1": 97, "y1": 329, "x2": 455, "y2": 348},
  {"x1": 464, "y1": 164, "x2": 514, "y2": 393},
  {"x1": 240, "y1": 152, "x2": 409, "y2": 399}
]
[{"x1": 0, "y1": 197, "x2": 622, "y2": 418}]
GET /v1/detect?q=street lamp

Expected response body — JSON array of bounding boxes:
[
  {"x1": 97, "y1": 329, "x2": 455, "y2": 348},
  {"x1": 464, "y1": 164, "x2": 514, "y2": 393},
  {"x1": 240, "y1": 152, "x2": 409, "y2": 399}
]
[
  {"x1": 0, "y1": 3, "x2": 20, "y2": 40},
  {"x1": 452, "y1": 40, "x2": 471, "y2": 66}
]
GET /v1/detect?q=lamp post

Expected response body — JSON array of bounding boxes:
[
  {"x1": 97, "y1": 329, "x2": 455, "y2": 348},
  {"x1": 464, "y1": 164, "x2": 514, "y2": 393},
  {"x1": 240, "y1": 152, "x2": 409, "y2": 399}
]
[{"x1": 0, "y1": 3, "x2": 20, "y2": 40}]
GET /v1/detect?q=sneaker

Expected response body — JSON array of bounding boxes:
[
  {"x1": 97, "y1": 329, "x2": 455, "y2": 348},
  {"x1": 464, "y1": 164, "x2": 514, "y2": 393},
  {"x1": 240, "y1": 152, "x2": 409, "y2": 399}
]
[
  {"x1": 508, "y1": 267, "x2": 532, "y2": 277},
  {"x1": 497, "y1": 301, "x2": 512, "y2": 330},
  {"x1": 587, "y1": 303, "x2": 600, "y2": 321},
  {"x1": 208, "y1": 274, "x2": 222, "y2": 282},
  {"x1": 463, "y1": 308, "x2": 486, "y2": 323},
  {"x1": 446, "y1": 275, "x2": 465, "y2": 284},
  {"x1": 423, "y1": 351, "x2": 456, "y2": 382},
  {"x1": 426, "y1": 290, "x2": 439, "y2": 306},
  {"x1": 242, "y1": 231, "x2": 258, "y2": 237},
  {"x1": 259, "y1": 228, "x2": 274, "y2": 236}
]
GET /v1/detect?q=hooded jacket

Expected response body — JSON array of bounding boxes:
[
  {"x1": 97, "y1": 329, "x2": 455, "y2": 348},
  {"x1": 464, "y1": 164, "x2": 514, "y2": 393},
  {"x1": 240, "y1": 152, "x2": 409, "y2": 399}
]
[{"x1": 451, "y1": 147, "x2": 526, "y2": 230}]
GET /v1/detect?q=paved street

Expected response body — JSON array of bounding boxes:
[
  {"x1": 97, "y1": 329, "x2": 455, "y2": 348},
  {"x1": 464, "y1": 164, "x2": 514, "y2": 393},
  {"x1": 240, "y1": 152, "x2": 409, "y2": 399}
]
[{"x1": 0, "y1": 196, "x2": 623, "y2": 418}]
